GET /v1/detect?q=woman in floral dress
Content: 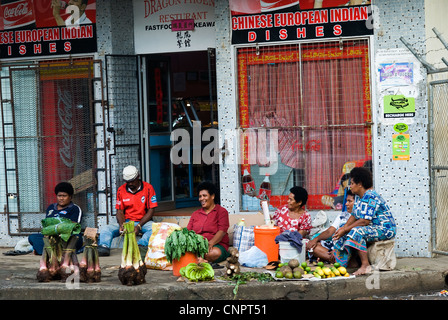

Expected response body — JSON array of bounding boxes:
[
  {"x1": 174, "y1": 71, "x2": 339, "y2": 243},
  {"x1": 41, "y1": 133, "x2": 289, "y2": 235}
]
[{"x1": 272, "y1": 186, "x2": 312, "y2": 237}]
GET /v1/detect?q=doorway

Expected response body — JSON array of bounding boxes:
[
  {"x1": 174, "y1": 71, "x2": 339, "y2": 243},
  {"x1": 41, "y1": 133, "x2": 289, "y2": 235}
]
[{"x1": 143, "y1": 50, "x2": 219, "y2": 210}]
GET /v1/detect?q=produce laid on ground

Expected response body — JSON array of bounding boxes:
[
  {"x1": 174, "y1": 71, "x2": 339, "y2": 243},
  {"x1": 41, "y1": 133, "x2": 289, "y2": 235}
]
[
  {"x1": 118, "y1": 221, "x2": 147, "y2": 286},
  {"x1": 164, "y1": 227, "x2": 209, "y2": 263},
  {"x1": 79, "y1": 228, "x2": 101, "y2": 283},
  {"x1": 36, "y1": 217, "x2": 81, "y2": 282},
  {"x1": 225, "y1": 247, "x2": 241, "y2": 277},
  {"x1": 220, "y1": 271, "x2": 274, "y2": 299},
  {"x1": 179, "y1": 262, "x2": 215, "y2": 281},
  {"x1": 271, "y1": 259, "x2": 352, "y2": 280}
]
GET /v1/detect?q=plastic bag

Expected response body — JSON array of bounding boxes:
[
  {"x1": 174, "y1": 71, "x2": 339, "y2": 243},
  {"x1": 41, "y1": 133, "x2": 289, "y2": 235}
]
[
  {"x1": 309, "y1": 210, "x2": 327, "y2": 237},
  {"x1": 232, "y1": 224, "x2": 254, "y2": 253},
  {"x1": 145, "y1": 222, "x2": 181, "y2": 270},
  {"x1": 239, "y1": 246, "x2": 268, "y2": 268},
  {"x1": 367, "y1": 240, "x2": 396, "y2": 271}
]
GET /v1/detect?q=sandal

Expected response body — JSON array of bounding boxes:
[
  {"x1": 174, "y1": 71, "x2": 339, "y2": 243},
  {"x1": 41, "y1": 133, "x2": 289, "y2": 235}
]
[
  {"x1": 3, "y1": 250, "x2": 31, "y2": 256},
  {"x1": 211, "y1": 262, "x2": 224, "y2": 269},
  {"x1": 265, "y1": 260, "x2": 280, "y2": 270}
]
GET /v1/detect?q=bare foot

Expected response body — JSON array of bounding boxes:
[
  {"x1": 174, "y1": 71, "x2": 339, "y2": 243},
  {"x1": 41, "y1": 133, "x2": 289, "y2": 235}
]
[{"x1": 353, "y1": 265, "x2": 372, "y2": 276}]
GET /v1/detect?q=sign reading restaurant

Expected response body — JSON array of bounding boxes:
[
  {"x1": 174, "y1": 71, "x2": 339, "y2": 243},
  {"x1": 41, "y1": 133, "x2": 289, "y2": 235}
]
[{"x1": 230, "y1": 2, "x2": 374, "y2": 44}]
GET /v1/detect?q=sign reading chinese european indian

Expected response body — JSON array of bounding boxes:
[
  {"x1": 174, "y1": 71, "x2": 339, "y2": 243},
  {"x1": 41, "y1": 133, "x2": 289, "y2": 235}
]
[
  {"x1": 0, "y1": 0, "x2": 97, "y2": 59},
  {"x1": 229, "y1": 0, "x2": 374, "y2": 44},
  {"x1": 133, "y1": 0, "x2": 215, "y2": 54}
]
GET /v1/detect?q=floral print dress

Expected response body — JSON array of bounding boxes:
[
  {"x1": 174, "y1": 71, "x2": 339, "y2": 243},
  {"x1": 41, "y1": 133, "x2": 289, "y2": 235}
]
[{"x1": 272, "y1": 204, "x2": 312, "y2": 234}]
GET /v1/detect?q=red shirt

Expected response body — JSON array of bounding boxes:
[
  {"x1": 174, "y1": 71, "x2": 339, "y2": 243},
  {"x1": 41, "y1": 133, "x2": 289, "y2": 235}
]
[
  {"x1": 187, "y1": 204, "x2": 230, "y2": 250},
  {"x1": 115, "y1": 181, "x2": 158, "y2": 222}
]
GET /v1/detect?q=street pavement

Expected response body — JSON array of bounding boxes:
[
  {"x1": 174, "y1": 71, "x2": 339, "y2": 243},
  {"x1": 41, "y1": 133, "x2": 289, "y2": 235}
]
[{"x1": 0, "y1": 247, "x2": 447, "y2": 301}]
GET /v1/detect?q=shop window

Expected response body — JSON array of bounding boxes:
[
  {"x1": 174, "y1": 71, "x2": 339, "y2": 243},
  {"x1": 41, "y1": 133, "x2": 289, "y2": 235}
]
[{"x1": 237, "y1": 40, "x2": 372, "y2": 210}]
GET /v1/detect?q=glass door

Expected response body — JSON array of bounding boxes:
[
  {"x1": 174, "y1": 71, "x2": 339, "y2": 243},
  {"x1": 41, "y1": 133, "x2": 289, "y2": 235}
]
[{"x1": 146, "y1": 56, "x2": 175, "y2": 210}]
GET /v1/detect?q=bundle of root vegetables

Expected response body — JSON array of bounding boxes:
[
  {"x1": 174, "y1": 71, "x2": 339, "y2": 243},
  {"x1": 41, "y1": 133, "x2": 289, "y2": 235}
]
[
  {"x1": 79, "y1": 228, "x2": 101, "y2": 283},
  {"x1": 36, "y1": 219, "x2": 102, "y2": 283},
  {"x1": 36, "y1": 217, "x2": 82, "y2": 282},
  {"x1": 118, "y1": 221, "x2": 147, "y2": 286}
]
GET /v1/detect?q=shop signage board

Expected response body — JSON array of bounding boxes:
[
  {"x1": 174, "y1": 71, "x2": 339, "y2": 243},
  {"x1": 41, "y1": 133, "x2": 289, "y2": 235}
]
[
  {"x1": 392, "y1": 133, "x2": 410, "y2": 161},
  {"x1": 0, "y1": 0, "x2": 97, "y2": 59},
  {"x1": 230, "y1": 0, "x2": 374, "y2": 44},
  {"x1": 383, "y1": 95, "x2": 416, "y2": 118},
  {"x1": 133, "y1": 0, "x2": 215, "y2": 54}
]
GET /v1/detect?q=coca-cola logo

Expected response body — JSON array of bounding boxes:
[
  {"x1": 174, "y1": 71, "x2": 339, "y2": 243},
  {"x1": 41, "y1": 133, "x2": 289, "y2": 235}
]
[
  {"x1": 57, "y1": 87, "x2": 75, "y2": 168},
  {"x1": 3, "y1": 2, "x2": 30, "y2": 19}
]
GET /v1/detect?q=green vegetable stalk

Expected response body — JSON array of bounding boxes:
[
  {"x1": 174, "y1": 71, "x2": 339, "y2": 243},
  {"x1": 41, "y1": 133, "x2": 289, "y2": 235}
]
[
  {"x1": 118, "y1": 221, "x2": 147, "y2": 286},
  {"x1": 36, "y1": 217, "x2": 81, "y2": 283},
  {"x1": 59, "y1": 235, "x2": 80, "y2": 281},
  {"x1": 79, "y1": 235, "x2": 101, "y2": 283}
]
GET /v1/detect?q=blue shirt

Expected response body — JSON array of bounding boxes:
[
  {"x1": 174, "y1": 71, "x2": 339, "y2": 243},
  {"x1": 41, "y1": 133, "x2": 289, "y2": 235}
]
[{"x1": 45, "y1": 202, "x2": 82, "y2": 224}]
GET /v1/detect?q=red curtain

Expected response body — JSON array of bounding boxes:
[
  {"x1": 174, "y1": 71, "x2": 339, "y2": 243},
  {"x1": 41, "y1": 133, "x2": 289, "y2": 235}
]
[{"x1": 239, "y1": 41, "x2": 371, "y2": 208}]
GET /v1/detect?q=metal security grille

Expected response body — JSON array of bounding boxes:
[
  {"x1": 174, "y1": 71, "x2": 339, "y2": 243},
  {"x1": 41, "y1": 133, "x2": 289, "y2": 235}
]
[
  {"x1": 104, "y1": 55, "x2": 141, "y2": 218},
  {"x1": 0, "y1": 58, "x2": 104, "y2": 235},
  {"x1": 429, "y1": 78, "x2": 448, "y2": 255}
]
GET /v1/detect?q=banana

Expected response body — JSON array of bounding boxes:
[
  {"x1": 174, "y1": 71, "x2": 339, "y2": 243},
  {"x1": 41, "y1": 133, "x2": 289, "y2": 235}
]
[{"x1": 179, "y1": 267, "x2": 186, "y2": 277}]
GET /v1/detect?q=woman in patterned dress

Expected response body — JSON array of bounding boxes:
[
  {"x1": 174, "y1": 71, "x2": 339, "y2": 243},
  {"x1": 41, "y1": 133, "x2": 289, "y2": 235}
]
[
  {"x1": 271, "y1": 186, "x2": 312, "y2": 237},
  {"x1": 332, "y1": 167, "x2": 396, "y2": 275}
]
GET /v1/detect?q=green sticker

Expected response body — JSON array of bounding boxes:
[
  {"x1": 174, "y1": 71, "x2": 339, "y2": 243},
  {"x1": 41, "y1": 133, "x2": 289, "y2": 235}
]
[{"x1": 393, "y1": 123, "x2": 409, "y2": 133}]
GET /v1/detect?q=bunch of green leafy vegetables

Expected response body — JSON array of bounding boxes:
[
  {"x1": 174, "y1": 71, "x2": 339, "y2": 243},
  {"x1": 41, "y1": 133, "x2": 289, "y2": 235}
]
[{"x1": 164, "y1": 228, "x2": 209, "y2": 263}]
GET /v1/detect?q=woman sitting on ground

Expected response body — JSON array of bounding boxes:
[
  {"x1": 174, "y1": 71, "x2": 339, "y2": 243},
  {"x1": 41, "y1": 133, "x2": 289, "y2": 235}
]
[
  {"x1": 187, "y1": 181, "x2": 230, "y2": 264},
  {"x1": 306, "y1": 189, "x2": 355, "y2": 263},
  {"x1": 271, "y1": 186, "x2": 312, "y2": 237}
]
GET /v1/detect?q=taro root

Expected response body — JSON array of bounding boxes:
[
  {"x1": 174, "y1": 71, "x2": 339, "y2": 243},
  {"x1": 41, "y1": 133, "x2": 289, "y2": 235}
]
[{"x1": 118, "y1": 221, "x2": 147, "y2": 286}]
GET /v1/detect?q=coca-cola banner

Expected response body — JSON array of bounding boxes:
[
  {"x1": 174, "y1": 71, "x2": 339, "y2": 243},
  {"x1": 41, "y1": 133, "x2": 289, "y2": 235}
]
[
  {"x1": 230, "y1": 0, "x2": 374, "y2": 44},
  {"x1": 0, "y1": 0, "x2": 96, "y2": 59},
  {"x1": 40, "y1": 60, "x2": 92, "y2": 206}
]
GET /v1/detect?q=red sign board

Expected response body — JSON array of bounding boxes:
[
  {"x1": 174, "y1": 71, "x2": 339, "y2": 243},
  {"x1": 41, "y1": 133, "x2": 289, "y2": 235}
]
[{"x1": 171, "y1": 19, "x2": 194, "y2": 31}]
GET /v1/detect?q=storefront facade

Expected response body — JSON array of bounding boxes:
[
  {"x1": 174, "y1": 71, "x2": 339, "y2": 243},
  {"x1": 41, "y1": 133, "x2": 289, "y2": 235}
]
[{"x1": 0, "y1": 0, "x2": 446, "y2": 258}]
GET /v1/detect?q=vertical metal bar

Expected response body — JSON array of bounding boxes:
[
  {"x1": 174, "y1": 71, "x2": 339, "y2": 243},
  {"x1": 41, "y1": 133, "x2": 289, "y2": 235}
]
[
  {"x1": 428, "y1": 82, "x2": 437, "y2": 254},
  {"x1": 9, "y1": 67, "x2": 22, "y2": 233}
]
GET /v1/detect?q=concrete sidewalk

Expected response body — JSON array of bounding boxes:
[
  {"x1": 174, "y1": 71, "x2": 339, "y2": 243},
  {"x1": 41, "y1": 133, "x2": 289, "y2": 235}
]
[{"x1": 0, "y1": 247, "x2": 447, "y2": 300}]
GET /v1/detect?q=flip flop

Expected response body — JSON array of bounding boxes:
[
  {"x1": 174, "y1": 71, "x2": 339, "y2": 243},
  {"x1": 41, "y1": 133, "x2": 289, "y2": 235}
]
[
  {"x1": 265, "y1": 260, "x2": 280, "y2": 270},
  {"x1": 211, "y1": 263, "x2": 224, "y2": 269},
  {"x1": 2, "y1": 250, "x2": 31, "y2": 256}
]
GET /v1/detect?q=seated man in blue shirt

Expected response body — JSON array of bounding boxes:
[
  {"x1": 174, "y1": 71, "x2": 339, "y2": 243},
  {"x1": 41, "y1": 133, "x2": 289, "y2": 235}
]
[{"x1": 28, "y1": 182, "x2": 83, "y2": 255}]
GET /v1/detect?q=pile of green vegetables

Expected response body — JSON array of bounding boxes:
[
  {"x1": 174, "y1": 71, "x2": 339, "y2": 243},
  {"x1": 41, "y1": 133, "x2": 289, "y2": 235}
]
[
  {"x1": 36, "y1": 217, "x2": 81, "y2": 283},
  {"x1": 118, "y1": 221, "x2": 147, "y2": 286},
  {"x1": 164, "y1": 228, "x2": 209, "y2": 263}
]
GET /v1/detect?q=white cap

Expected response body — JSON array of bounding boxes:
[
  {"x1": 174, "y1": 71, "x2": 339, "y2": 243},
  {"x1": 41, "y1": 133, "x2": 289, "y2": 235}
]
[{"x1": 123, "y1": 165, "x2": 139, "y2": 182}]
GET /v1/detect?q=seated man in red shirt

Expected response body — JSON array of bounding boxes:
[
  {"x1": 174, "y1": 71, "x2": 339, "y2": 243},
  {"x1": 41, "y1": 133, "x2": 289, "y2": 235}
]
[
  {"x1": 187, "y1": 181, "x2": 230, "y2": 264},
  {"x1": 98, "y1": 165, "x2": 158, "y2": 256}
]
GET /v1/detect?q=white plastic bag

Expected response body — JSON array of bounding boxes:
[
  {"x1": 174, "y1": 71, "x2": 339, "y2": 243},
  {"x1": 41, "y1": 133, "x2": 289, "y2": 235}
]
[
  {"x1": 310, "y1": 210, "x2": 327, "y2": 237},
  {"x1": 367, "y1": 240, "x2": 396, "y2": 271},
  {"x1": 239, "y1": 246, "x2": 268, "y2": 268}
]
